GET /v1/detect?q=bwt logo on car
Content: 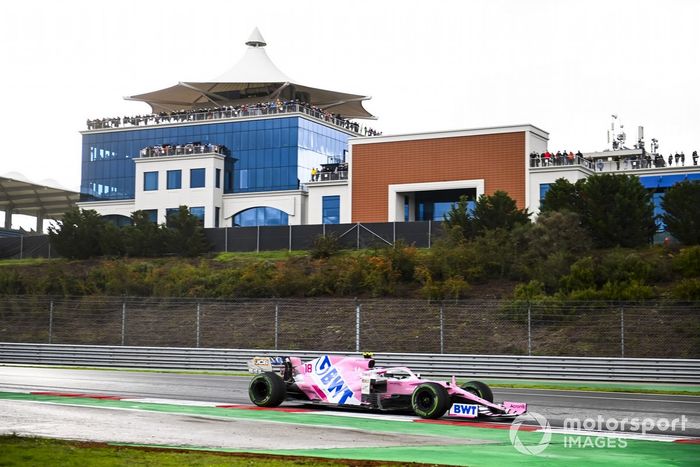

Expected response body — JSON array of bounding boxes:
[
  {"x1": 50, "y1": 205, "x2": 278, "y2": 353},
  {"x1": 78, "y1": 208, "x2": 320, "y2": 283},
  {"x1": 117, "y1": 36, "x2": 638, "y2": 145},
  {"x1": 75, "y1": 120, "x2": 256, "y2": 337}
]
[{"x1": 313, "y1": 355, "x2": 357, "y2": 405}]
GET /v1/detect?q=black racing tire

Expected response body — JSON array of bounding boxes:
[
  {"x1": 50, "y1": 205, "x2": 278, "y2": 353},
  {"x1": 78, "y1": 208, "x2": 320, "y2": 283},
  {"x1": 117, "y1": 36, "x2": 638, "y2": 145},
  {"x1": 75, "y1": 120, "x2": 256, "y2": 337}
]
[
  {"x1": 460, "y1": 380, "x2": 494, "y2": 403},
  {"x1": 411, "y1": 382, "x2": 450, "y2": 419},
  {"x1": 248, "y1": 372, "x2": 286, "y2": 407}
]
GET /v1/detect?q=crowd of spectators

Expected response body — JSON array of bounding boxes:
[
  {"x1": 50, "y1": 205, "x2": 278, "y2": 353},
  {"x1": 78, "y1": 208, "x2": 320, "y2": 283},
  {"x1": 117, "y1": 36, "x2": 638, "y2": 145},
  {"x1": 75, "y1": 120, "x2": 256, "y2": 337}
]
[
  {"x1": 139, "y1": 142, "x2": 225, "y2": 158},
  {"x1": 87, "y1": 99, "x2": 382, "y2": 136},
  {"x1": 530, "y1": 150, "x2": 589, "y2": 168},
  {"x1": 530, "y1": 150, "x2": 699, "y2": 170}
]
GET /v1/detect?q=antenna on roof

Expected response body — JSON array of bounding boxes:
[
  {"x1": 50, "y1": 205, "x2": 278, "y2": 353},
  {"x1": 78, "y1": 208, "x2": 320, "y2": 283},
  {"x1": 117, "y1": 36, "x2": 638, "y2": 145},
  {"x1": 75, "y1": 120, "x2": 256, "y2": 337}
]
[{"x1": 245, "y1": 27, "x2": 267, "y2": 48}]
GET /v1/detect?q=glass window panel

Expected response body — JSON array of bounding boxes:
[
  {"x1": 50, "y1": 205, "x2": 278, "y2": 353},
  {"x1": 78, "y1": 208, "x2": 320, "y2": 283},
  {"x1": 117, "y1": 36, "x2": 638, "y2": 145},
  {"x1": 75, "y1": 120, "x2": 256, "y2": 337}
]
[
  {"x1": 190, "y1": 168, "x2": 205, "y2": 188},
  {"x1": 144, "y1": 171, "x2": 158, "y2": 191},
  {"x1": 167, "y1": 170, "x2": 181, "y2": 189},
  {"x1": 322, "y1": 195, "x2": 340, "y2": 224}
]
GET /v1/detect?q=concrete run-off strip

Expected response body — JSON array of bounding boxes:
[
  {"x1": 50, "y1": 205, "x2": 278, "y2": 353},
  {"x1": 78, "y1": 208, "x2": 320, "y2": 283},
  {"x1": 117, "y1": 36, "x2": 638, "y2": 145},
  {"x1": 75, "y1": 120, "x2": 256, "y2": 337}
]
[{"x1": 0, "y1": 391, "x2": 698, "y2": 466}]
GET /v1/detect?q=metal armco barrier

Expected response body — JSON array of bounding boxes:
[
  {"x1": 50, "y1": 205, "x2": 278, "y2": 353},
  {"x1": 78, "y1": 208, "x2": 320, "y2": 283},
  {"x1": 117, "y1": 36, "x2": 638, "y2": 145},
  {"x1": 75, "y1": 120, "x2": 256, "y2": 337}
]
[{"x1": 1, "y1": 343, "x2": 699, "y2": 383}]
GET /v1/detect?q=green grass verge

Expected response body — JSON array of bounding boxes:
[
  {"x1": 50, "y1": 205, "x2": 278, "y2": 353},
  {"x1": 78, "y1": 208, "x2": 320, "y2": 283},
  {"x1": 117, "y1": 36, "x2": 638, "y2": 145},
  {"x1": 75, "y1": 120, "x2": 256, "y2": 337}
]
[
  {"x1": 214, "y1": 250, "x2": 308, "y2": 262},
  {"x1": 0, "y1": 258, "x2": 49, "y2": 267},
  {"x1": 0, "y1": 435, "x2": 410, "y2": 466}
]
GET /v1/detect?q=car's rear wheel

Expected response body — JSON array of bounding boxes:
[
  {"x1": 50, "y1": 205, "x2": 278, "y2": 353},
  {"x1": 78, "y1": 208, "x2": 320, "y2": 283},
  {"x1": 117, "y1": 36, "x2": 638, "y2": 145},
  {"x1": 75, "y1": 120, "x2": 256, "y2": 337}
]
[
  {"x1": 461, "y1": 380, "x2": 494, "y2": 403},
  {"x1": 249, "y1": 372, "x2": 286, "y2": 407},
  {"x1": 411, "y1": 382, "x2": 449, "y2": 419}
]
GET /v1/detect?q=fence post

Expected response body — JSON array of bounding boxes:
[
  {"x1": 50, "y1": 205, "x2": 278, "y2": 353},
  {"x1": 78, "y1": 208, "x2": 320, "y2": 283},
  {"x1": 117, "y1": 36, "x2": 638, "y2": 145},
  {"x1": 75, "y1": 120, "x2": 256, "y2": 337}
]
[
  {"x1": 256, "y1": 226, "x2": 260, "y2": 253},
  {"x1": 393, "y1": 221, "x2": 396, "y2": 246},
  {"x1": 224, "y1": 227, "x2": 228, "y2": 253},
  {"x1": 274, "y1": 302, "x2": 279, "y2": 350},
  {"x1": 356, "y1": 223, "x2": 360, "y2": 249},
  {"x1": 527, "y1": 302, "x2": 532, "y2": 357},
  {"x1": 48, "y1": 240, "x2": 51, "y2": 259},
  {"x1": 48, "y1": 300, "x2": 53, "y2": 344},
  {"x1": 121, "y1": 301, "x2": 126, "y2": 346},
  {"x1": 288, "y1": 225, "x2": 292, "y2": 252},
  {"x1": 428, "y1": 221, "x2": 432, "y2": 248},
  {"x1": 620, "y1": 306, "x2": 625, "y2": 358},
  {"x1": 196, "y1": 302, "x2": 201, "y2": 348},
  {"x1": 355, "y1": 299, "x2": 361, "y2": 352},
  {"x1": 19, "y1": 236, "x2": 23, "y2": 260},
  {"x1": 439, "y1": 303, "x2": 444, "y2": 354}
]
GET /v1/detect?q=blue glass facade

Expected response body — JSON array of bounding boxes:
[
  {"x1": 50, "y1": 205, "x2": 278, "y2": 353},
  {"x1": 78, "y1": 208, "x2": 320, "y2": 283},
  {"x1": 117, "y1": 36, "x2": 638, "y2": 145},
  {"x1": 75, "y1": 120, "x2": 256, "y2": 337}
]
[{"x1": 81, "y1": 116, "x2": 349, "y2": 200}]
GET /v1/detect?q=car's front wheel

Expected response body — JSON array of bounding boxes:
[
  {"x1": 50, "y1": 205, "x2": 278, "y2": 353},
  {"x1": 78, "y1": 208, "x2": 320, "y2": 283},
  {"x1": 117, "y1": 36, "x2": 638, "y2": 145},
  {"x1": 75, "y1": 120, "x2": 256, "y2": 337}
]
[
  {"x1": 249, "y1": 372, "x2": 286, "y2": 407},
  {"x1": 411, "y1": 382, "x2": 449, "y2": 419},
  {"x1": 460, "y1": 380, "x2": 494, "y2": 403}
]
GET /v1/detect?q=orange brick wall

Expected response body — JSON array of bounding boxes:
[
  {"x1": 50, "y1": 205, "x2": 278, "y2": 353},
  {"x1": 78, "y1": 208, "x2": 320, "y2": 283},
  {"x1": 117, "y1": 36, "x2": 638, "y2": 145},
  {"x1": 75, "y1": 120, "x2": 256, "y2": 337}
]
[{"x1": 351, "y1": 132, "x2": 526, "y2": 222}]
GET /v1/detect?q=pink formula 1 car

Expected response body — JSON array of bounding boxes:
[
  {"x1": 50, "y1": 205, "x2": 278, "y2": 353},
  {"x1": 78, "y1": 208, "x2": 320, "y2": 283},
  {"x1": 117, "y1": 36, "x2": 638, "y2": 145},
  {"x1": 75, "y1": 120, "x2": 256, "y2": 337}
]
[{"x1": 247, "y1": 354, "x2": 527, "y2": 419}]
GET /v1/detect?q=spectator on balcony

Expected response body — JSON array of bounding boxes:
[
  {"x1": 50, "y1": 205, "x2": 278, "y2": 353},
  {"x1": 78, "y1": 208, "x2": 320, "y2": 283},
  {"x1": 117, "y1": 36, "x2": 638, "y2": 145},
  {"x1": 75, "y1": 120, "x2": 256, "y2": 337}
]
[
  {"x1": 681, "y1": 152, "x2": 686, "y2": 166},
  {"x1": 668, "y1": 154, "x2": 673, "y2": 166},
  {"x1": 311, "y1": 167, "x2": 318, "y2": 181},
  {"x1": 614, "y1": 156, "x2": 620, "y2": 170},
  {"x1": 567, "y1": 151, "x2": 575, "y2": 164},
  {"x1": 596, "y1": 159, "x2": 604, "y2": 171},
  {"x1": 693, "y1": 150, "x2": 698, "y2": 166},
  {"x1": 543, "y1": 151, "x2": 551, "y2": 166}
]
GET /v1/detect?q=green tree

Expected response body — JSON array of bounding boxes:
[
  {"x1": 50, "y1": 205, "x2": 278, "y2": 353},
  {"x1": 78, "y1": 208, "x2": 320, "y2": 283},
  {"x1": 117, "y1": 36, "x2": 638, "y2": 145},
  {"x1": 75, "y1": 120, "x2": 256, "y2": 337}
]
[
  {"x1": 539, "y1": 178, "x2": 584, "y2": 214},
  {"x1": 472, "y1": 190, "x2": 530, "y2": 233},
  {"x1": 123, "y1": 210, "x2": 167, "y2": 257},
  {"x1": 165, "y1": 206, "x2": 210, "y2": 257},
  {"x1": 580, "y1": 174, "x2": 656, "y2": 248},
  {"x1": 48, "y1": 207, "x2": 107, "y2": 259},
  {"x1": 442, "y1": 195, "x2": 475, "y2": 240},
  {"x1": 661, "y1": 180, "x2": 700, "y2": 245}
]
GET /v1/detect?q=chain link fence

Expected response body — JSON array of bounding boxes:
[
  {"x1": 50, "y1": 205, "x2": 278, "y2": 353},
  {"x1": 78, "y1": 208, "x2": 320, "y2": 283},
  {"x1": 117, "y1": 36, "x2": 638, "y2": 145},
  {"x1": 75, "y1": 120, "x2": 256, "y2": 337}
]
[{"x1": 0, "y1": 297, "x2": 698, "y2": 358}]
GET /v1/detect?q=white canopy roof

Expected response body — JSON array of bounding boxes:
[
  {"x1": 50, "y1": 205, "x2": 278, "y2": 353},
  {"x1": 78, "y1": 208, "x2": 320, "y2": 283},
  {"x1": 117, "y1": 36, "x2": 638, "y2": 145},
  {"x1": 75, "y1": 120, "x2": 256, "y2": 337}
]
[{"x1": 126, "y1": 28, "x2": 374, "y2": 119}]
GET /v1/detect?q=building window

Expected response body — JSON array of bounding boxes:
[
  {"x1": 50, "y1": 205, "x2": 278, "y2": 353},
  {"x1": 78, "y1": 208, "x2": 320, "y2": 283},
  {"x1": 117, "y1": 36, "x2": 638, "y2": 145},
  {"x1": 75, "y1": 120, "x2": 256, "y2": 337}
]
[
  {"x1": 143, "y1": 209, "x2": 158, "y2": 223},
  {"x1": 190, "y1": 168, "x2": 205, "y2": 188},
  {"x1": 322, "y1": 195, "x2": 340, "y2": 224},
  {"x1": 143, "y1": 172, "x2": 158, "y2": 191},
  {"x1": 215, "y1": 207, "x2": 220, "y2": 228},
  {"x1": 190, "y1": 206, "x2": 205, "y2": 225},
  {"x1": 233, "y1": 207, "x2": 288, "y2": 227},
  {"x1": 215, "y1": 168, "x2": 221, "y2": 189},
  {"x1": 539, "y1": 183, "x2": 551, "y2": 207},
  {"x1": 165, "y1": 207, "x2": 179, "y2": 227},
  {"x1": 167, "y1": 170, "x2": 182, "y2": 189}
]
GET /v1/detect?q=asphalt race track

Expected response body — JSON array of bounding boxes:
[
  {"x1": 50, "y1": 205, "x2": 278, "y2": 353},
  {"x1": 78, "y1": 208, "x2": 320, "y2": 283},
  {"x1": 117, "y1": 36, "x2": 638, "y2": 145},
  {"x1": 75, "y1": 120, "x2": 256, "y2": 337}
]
[{"x1": 0, "y1": 366, "x2": 698, "y2": 466}]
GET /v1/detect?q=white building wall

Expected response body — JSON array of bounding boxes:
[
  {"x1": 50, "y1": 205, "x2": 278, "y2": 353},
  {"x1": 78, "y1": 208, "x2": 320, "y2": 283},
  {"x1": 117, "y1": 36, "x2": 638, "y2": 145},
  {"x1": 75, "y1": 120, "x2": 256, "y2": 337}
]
[
  {"x1": 76, "y1": 199, "x2": 136, "y2": 219},
  {"x1": 222, "y1": 190, "x2": 307, "y2": 226},
  {"x1": 306, "y1": 181, "x2": 350, "y2": 224},
  {"x1": 134, "y1": 153, "x2": 225, "y2": 227}
]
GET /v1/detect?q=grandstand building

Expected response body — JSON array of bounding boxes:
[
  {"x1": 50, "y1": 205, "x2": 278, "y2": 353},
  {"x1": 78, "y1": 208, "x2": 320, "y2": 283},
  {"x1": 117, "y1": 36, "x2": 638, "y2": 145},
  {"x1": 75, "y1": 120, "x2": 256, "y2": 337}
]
[{"x1": 71, "y1": 29, "x2": 700, "y2": 235}]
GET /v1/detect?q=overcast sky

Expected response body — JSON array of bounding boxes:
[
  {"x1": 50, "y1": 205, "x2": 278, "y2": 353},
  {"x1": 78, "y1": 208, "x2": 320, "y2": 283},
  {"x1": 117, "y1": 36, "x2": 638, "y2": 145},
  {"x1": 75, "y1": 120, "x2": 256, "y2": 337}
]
[{"x1": 1, "y1": 0, "x2": 698, "y2": 196}]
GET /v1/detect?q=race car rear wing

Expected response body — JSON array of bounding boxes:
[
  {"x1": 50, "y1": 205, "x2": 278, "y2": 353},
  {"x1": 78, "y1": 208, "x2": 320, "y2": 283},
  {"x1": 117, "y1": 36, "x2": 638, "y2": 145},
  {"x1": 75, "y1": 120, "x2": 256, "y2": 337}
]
[{"x1": 246, "y1": 356, "x2": 286, "y2": 374}]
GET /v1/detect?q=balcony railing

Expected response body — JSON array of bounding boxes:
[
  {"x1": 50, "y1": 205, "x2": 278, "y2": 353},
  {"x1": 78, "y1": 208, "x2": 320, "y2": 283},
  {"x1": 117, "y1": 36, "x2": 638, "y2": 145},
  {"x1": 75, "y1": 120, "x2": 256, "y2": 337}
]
[
  {"x1": 139, "y1": 143, "x2": 226, "y2": 158},
  {"x1": 87, "y1": 102, "x2": 381, "y2": 137},
  {"x1": 530, "y1": 154, "x2": 697, "y2": 173},
  {"x1": 308, "y1": 170, "x2": 348, "y2": 182}
]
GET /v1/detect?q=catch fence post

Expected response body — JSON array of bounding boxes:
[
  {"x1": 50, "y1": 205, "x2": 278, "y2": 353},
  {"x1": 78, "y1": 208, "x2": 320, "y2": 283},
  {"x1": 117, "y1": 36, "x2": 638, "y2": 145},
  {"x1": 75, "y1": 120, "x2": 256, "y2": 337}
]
[
  {"x1": 274, "y1": 302, "x2": 279, "y2": 350},
  {"x1": 256, "y1": 226, "x2": 260, "y2": 253},
  {"x1": 439, "y1": 303, "x2": 444, "y2": 354},
  {"x1": 428, "y1": 221, "x2": 432, "y2": 248},
  {"x1": 196, "y1": 302, "x2": 201, "y2": 348},
  {"x1": 527, "y1": 302, "x2": 532, "y2": 357},
  {"x1": 121, "y1": 301, "x2": 126, "y2": 346},
  {"x1": 224, "y1": 227, "x2": 228, "y2": 252},
  {"x1": 48, "y1": 300, "x2": 54, "y2": 344},
  {"x1": 620, "y1": 306, "x2": 625, "y2": 358},
  {"x1": 19, "y1": 236, "x2": 23, "y2": 260},
  {"x1": 355, "y1": 299, "x2": 361, "y2": 352}
]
